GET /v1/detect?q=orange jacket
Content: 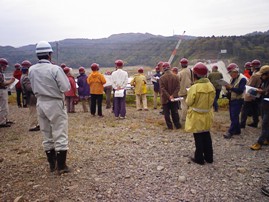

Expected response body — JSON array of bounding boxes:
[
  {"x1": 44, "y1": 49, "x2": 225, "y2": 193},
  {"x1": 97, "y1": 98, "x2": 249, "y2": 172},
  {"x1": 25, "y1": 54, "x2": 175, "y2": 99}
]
[{"x1": 87, "y1": 71, "x2": 106, "y2": 94}]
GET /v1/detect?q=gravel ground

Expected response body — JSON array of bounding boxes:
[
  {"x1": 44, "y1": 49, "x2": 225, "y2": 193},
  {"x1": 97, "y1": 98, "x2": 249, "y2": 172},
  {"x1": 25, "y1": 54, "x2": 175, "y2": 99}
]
[{"x1": 1, "y1": 104, "x2": 269, "y2": 202}]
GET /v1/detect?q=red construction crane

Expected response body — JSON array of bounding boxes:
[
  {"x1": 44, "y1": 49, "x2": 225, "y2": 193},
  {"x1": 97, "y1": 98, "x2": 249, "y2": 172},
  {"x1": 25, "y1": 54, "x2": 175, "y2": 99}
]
[{"x1": 168, "y1": 31, "x2": 186, "y2": 64}]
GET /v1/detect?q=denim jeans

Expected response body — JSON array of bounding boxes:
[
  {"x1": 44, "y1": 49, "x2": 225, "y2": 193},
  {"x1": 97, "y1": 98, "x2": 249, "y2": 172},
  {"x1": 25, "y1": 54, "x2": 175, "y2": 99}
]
[{"x1": 228, "y1": 99, "x2": 244, "y2": 134}]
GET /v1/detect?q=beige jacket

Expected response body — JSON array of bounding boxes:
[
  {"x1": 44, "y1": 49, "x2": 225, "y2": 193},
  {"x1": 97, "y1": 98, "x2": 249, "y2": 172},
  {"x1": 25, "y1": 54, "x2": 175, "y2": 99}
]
[{"x1": 178, "y1": 68, "x2": 193, "y2": 96}]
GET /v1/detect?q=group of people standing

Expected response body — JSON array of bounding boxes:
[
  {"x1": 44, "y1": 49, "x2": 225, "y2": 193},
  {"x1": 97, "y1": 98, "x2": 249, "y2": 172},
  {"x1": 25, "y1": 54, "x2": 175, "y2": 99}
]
[
  {"x1": 59, "y1": 60, "x2": 128, "y2": 120},
  {"x1": 221, "y1": 59, "x2": 269, "y2": 154},
  {"x1": 1, "y1": 40, "x2": 269, "y2": 181},
  {"x1": 151, "y1": 57, "x2": 269, "y2": 166}
]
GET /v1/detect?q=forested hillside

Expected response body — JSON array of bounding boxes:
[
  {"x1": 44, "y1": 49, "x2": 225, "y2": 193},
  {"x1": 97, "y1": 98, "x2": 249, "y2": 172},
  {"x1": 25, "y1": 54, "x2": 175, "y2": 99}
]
[{"x1": 1, "y1": 31, "x2": 268, "y2": 71}]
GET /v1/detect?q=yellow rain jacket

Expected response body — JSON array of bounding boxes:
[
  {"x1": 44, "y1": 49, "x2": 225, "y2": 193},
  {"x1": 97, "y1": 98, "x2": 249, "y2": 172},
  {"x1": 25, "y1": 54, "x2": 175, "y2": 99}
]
[
  {"x1": 130, "y1": 73, "x2": 147, "y2": 95},
  {"x1": 185, "y1": 78, "x2": 215, "y2": 133}
]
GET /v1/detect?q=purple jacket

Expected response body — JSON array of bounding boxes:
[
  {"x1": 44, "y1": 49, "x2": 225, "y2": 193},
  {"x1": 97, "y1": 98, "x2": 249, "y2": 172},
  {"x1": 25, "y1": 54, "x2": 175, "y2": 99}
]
[{"x1": 77, "y1": 73, "x2": 90, "y2": 97}]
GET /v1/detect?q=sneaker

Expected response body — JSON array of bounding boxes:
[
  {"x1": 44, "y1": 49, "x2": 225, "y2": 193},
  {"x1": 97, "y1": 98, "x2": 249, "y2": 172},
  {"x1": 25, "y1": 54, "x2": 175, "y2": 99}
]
[
  {"x1": 261, "y1": 186, "x2": 269, "y2": 197},
  {"x1": 247, "y1": 123, "x2": 258, "y2": 128},
  {"x1": 223, "y1": 133, "x2": 232, "y2": 139},
  {"x1": 250, "y1": 143, "x2": 261, "y2": 150},
  {"x1": 264, "y1": 140, "x2": 269, "y2": 145}
]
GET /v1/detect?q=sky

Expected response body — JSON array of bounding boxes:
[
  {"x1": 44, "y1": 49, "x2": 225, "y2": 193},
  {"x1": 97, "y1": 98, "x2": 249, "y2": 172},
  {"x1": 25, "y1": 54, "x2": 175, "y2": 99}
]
[{"x1": 1, "y1": 0, "x2": 269, "y2": 47}]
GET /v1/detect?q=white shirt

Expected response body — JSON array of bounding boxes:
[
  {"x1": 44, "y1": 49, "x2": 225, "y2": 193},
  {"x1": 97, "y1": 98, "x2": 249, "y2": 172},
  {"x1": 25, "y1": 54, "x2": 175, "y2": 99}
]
[{"x1": 111, "y1": 69, "x2": 128, "y2": 90}]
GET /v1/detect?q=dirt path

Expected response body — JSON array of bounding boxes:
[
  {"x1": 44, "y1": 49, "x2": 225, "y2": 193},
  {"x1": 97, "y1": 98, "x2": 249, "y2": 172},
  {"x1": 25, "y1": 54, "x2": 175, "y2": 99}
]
[{"x1": 0, "y1": 104, "x2": 268, "y2": 201}]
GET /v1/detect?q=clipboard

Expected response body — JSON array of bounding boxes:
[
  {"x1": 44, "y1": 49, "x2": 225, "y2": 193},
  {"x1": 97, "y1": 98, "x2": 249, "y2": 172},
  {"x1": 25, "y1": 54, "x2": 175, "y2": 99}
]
[
  {"x1": 245, "y1": 85, "x2": 260, "y2": 98},
  {"x1": 7, "y1": 78, "x2": 19, "y2": 90}
]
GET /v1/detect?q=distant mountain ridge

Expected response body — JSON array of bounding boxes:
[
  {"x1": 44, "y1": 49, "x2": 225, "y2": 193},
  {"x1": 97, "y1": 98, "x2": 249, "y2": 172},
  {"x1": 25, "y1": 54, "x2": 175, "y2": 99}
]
[{"x1": 1, "y1": 31, "x2": 268, "y2": 70}]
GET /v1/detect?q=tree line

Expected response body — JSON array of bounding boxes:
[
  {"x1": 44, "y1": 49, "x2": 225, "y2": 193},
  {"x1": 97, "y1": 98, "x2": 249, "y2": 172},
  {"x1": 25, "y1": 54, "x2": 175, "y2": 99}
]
[{"x1": 1, "y1": 31, "x2": 268, "y2": 71}]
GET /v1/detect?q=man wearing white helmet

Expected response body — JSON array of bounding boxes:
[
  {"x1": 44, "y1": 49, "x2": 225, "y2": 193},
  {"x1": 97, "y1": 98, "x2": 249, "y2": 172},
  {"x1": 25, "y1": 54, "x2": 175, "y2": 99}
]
[{"x1": 29, "y1": 41, "x2": 71, "y2": 174}]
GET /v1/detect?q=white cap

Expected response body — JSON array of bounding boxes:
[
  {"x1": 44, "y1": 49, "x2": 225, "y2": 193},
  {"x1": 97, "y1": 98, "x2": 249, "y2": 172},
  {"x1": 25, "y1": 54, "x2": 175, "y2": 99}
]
[{"x1": 36, "y1": 41, "x2": 53, "y2": 55}]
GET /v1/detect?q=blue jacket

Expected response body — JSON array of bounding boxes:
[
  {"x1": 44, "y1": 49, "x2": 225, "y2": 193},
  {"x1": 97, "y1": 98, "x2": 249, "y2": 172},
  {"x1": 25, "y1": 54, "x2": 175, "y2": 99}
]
[
  {"x1": 77, "y1": 73, "x2": 90, "y2": 97},
  {"x1": 152, "y1": 72, "x2": 162, "y2": 92}
]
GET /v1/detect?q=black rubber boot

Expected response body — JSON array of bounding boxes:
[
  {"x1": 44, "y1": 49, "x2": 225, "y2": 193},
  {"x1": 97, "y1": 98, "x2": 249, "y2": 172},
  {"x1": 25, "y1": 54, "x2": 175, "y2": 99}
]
[
  {"x1": 56, "y1": 150, "x2": 70, "y2": 175},
  {"x1": 45, "y1": 149, "x2": 56, "y2": 172}
]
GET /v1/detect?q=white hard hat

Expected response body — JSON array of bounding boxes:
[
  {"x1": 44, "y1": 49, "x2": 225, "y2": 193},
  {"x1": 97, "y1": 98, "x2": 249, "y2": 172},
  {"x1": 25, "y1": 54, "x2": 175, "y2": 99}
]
[{"x1": 36, "y1": 41, "x2": 53, "y2": 55}]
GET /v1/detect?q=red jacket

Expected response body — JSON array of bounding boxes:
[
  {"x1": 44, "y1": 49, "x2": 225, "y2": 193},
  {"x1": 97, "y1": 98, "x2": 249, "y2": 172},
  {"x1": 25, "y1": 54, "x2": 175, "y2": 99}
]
[
  {"x1": 64, "y1": 74, "x2": 77, "y2": 97},
  {"x1": 243, "y1": 69, "x2": 251, "y2": 79},
  {"x1": 13, "y1": 69, "x2": 22, "y2": 89}
]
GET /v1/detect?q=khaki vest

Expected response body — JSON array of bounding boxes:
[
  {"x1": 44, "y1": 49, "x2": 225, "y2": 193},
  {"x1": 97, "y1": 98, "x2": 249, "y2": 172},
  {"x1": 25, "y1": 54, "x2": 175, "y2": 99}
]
[{"x1": 231, "y1": 74, "x2": 245, "y2": 100}]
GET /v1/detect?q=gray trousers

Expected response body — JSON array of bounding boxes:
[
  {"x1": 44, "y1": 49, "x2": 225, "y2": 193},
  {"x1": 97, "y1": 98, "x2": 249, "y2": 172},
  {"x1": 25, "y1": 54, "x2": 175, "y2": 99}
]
[
  {"x1": 0, "y1": 89, "x2": 9, "y2": 125},
  {"x1": 37, "y1": 97, "x2": 68, "y2": 151}
]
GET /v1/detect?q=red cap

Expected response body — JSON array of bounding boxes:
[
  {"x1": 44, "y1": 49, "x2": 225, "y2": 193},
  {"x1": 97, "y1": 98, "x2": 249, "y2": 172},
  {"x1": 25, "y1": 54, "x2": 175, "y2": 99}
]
[
  {"x1": 212, "y1": 65, "x2": 218, "y2": 70},
  {"x1": 91, "y1": 63, "x2": 99, "y2": 71},
  {"x1": 60, "y1": 63, "x2": 66, "y2": 69},
  {"x1": 14, "y1": 63, "x2": 21, "y2": 69},
  {"x1": 180, "y1": 58, "x2": 188, "y2": 65},
  {"x1": 251, "y1": 59, "x2": 261, "y2": 68},
  {"x1": 138, "y1": 67, "x2": 144, "y2": 73},
  {"x1": 227, "y1": 63, "x2": 239, "y2": 73},
  {"x1": 244, "y1": 62, "x2": 251, "y2": 69},
  {"x1": 193, "y1": 62, "x2": 208, "y2": 76},
  {"x1": 157, "y1": 61, "x2": 163, "y2": 67},
  {"x1": 0, "y1": 58, "x2": 8, "y2": 66},
  {"x1": 21, "y1": 60, "x2": 32, "y2": 68},
  {"x1": 78, "y1": 66, "x2": 85, "y2": 73},
  {"x1": 115, "y1": 60, "x2": 124, "y2": 67},
  {"x1": 162, "y1": 62, "x2": 171, "y2": 71},
  {"x1": 63, "y1": 67, "x2": 70, "y2": 74}
]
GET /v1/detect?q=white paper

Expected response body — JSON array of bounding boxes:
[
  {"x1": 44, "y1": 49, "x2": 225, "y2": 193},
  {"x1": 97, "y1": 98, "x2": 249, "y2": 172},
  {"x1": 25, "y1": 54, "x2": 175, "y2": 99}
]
[
  {"x1": 216, "y1": 79, "x2": 229, "y2": 86},
  {"x1": 114, "y1": 89, "x2": 124, "y2": 97},
  {"x1": 7, "y1": 78, "x2": 19, "y2": 90},
  {"x1": 151, "y1": 76, "x2": 159, "y2": 83},
  {"x1": 171, "y1": 97, "x2": 184, "y2": 102},
  {"x1": 264, "y1": 98, "x2": 269, "y2": 101},
  {"x1": 245, "y1": 85, "x2": 260, "y2": 98}
]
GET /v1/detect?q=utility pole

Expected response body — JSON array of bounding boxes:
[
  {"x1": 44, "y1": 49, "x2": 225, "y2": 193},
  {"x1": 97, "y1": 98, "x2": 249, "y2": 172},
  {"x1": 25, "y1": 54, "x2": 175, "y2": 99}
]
[
  {"x1": 168, "y1": 31, "x2": 186, "y2": 65},
  {"x1": 56, "y1": 42, "x2": 59, "y2": 65}
]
